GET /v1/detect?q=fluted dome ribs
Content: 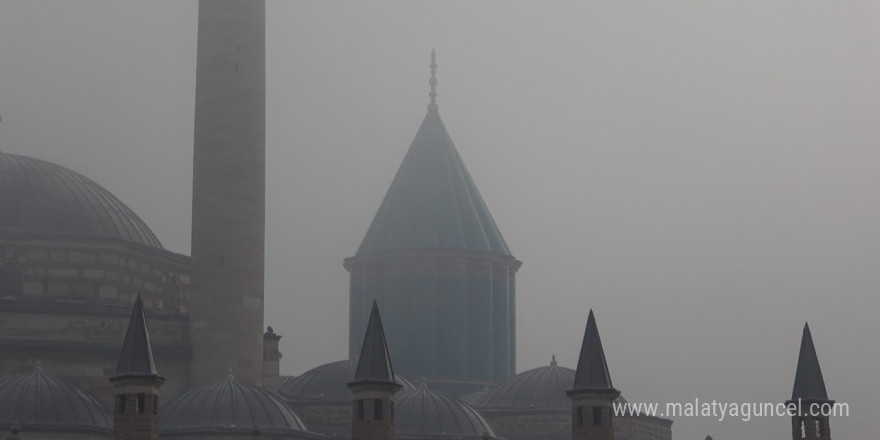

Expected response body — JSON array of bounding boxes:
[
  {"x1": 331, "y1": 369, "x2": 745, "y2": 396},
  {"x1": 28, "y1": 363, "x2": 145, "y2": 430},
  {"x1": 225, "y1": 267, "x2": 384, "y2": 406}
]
[{"x1": 0, "y1": 152, "x2": 162, "y2": 248}]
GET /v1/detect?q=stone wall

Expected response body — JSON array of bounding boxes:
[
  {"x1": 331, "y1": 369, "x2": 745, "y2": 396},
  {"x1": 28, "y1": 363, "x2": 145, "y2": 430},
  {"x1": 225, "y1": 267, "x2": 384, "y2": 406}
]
[
  {"x1": 0, "y1": 235, "x2": 192, "y2": 406},
  {"x1": 481, "y1": 409, "x2": 570, "y2": 440},
  {"x1": 614, "y1": 415, "x2": 673, "y2": 440},
  {"x1": 479, "y1": 408, "x2": 673, "y2": 440},
  {"x1": 0, "y1": 236, "x2": 191, "y2": 313}
]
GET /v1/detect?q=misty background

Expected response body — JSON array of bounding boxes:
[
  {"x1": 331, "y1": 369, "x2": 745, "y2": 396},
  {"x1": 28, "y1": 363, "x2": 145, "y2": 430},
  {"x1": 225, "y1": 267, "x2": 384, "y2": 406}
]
[{"x1": 1, "y1": 1, "x2": 878, "y2": 439}]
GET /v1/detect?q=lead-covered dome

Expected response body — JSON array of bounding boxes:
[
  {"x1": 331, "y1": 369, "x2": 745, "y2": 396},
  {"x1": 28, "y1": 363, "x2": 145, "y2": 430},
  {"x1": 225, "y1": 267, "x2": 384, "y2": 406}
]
[
  {"x1": 279, "y1": 358, "x2": 415, "y2": 401},
  {"x1": 471, "y1": 358, "x2": 574, "y2": 409},
  {"x1": 0, "y1": 366, "x2": 112, "y2": 434},
  {"x1": 471, "y1": 358, "x2": 627, "y2": 410},
  {"x1": 0, "y1": 152, "x2": 162, "y2": 248},
  {"x1": 396, "y1": 386, "x2": 500, "y2": 440},
  {"x1": 160, "y1": 373, "x2": 310, "y2": 435}
]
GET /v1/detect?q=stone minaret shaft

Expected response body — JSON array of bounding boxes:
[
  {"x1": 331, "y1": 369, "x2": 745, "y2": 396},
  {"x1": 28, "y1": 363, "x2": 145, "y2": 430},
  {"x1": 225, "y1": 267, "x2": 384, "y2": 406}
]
[{"x1": 190, "y1": 0, "x2": 266, "y2": 387}]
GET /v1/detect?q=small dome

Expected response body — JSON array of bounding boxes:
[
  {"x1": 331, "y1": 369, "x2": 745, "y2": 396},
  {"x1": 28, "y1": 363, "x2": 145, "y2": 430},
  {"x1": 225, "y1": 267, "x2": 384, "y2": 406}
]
[
  {"x1": 396, "y1": 386, "x2": 500, "y2": 440},
  {"x1": 0, "y1": 152, "x2": 162, "y2": 248},
  {"x1": 471, "y1": 359, "x2": 628, "y2": 410},
  {"x1": 279, "y1": 358, "x2": 414, "y2": 401},
  {"x1": 160, "y1": 374, "x2": 309, "y2": 435},
  {"x1": 472, "y1": 361, "x2": 575, "y2": 409},
  {"x1": 0, "y1": 366, "x2": 112, "y2": 433}
]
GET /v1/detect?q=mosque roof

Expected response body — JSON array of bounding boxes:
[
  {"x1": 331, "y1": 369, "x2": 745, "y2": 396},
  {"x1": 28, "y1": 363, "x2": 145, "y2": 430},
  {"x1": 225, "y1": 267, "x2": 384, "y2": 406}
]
[
  {"x1": 396, "y1": 385, "x2": 501, "y2": 440},
  {"x1": 471, "y1": 357, "x2": 575, "y2": 409},
  {"x1": 0, "y1": 151, "x2": 162, "y2": 248},
  {"x1": 0, "y1": 365, "x2": 112, "y2": 434},
  {"x1": 356, "y1": 52, "x2": 511, "y2": 256},
  {"x1": 279, "y1": 358, "x2": 414, "y2": 402},
  {"x1": 159, "y1": 372, "x2": 311, "y2": 435}
]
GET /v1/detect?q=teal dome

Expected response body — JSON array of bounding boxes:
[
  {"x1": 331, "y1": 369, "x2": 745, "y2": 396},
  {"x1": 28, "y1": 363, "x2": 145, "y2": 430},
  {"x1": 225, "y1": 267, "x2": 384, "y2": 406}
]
[{"x1": 357, "y1": 107, "x2": 510, "y2": 256}]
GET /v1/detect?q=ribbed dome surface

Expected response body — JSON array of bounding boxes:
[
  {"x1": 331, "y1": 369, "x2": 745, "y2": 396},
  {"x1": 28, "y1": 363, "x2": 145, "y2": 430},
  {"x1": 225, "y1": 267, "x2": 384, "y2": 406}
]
[
  {"x1": 279, "y1": 359, "x2": 414, "y2": 401},
  {"x1": 472, "y1": 360, "x2": 575, "y2": 409},
  {"x1": 396, "y1": 386, "x2": 500, "y2": 439},
  {"x1": 0, "y1": 367, "x2": 112, "y2": 433},
  {"x1": 0, "y1": 152, "x2": 162, "y2": 248},
  {"x1": 160, "y1": 375, "x2": 308, "y2": 435},
  {"x1": 357, "y1": 107, "x2": 510, "y2": 256}
]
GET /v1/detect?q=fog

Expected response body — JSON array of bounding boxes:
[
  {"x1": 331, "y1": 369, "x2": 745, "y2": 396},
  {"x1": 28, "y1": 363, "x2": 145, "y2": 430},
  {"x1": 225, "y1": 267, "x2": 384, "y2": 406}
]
[{"x1": 1, "y1": 1, "x2": 879, "y2": 438}]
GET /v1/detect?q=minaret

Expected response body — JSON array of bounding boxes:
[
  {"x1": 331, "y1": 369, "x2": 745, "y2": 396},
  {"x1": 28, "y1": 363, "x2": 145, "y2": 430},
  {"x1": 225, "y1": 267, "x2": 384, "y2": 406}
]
[
  {"x1": 190, "y1": 0, "x2": 266, "y2": 386},
  {"x1": 567, "y1": 310, "x2": 619, "y2": 440},
  {"x1": 786, "y1": 323, "x2": 833, "y2": 440},
  {"x1": 109, "y1": 295, "x2": 164, "y2": 440},
  {"x1": 346, "y1": 51, "x2": 521, "y2": 391},
  {"x1": 348, "y1": 301, "x2": 402, "y2": 440}
]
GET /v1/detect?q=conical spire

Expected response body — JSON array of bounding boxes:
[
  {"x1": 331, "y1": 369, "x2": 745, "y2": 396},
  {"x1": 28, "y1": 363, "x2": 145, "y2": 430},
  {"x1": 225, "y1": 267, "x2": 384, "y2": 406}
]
[
  {"x1": 352, "y1": 301, "x2": 396, "y2": 384},
  {"x1": 111, "y1": 294, "x2": 161, "y2": 380},
  {"x1": 791, "y1": 322, "x2": 828, "y2": 401},
  {"x1": 572, "y1": 310, "x2": 614, "y2": 391},
  {"x1": 355, "y1": 73, "x2": 511, "y2": 256}
]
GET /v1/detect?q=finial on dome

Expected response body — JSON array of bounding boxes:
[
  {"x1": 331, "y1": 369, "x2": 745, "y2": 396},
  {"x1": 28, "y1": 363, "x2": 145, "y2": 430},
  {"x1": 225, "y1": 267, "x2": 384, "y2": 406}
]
[
  {"x1": 428, "y1": 49, "x2": 438, "y2": 110},
  {"x1": 551, "y1": 354, "x2": 557, "y2": 367},
  {"x1": 34, "y1": 359, "x2": 43, "y2": 374},
  {"x1": 226, "y1": 366, "x2": 235, "y2": 380}
]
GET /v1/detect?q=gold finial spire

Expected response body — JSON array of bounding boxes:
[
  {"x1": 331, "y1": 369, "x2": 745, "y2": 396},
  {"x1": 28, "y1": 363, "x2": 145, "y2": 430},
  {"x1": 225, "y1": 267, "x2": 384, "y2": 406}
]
[{"x1": 429, "y1": 49, "x2": 438, "y2": 109}]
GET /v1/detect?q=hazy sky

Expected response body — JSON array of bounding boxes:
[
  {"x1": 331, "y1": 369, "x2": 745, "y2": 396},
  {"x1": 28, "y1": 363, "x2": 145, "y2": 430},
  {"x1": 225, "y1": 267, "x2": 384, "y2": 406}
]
[{"x1": 1, "y1": 1, "x2": 879, "y2": 439}]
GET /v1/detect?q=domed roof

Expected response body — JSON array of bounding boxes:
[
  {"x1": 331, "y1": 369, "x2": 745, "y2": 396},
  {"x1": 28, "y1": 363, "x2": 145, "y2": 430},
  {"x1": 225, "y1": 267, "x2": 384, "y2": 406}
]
[
  {"x1": 471, "y1": 358, "x2": 575, "y2": 410},
  {"x1": 357, "y1": 106, "x2": 511, "y2": 256},
  {"x1": 160, "y1": 373, "x2": 309, "y2": 435},
  {"x1": 471, "y1": 357, "x2": 627, "y2": 410},
  {"x1": 279, "y1": 358, "x2": 414, "y2": 401},
  {"x1": 396, "y1": 386, "x2": 500, "y2": 440},
  {"x1": 0, "y1": 152, "x2": 162, "y2": 248},
  {"x1": 0, "y1": 365, "x2": 112, "y2": 433}
]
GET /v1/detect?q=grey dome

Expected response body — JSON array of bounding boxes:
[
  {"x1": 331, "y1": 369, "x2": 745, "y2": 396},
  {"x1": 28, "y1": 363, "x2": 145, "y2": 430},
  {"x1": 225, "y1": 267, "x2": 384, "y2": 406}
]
[
  {"x1": 0, "y1": 152, "x2": 162, "y2": 248},
  {"x1": 471, "y1": 360, "x2": 575, "y2": 409},
  {"x1": 160, "y1": 374, "x2": 309, "y2": 435},
  {"x1": 0, "y1": 367, "x2": 112, "y2": 433},
  {"x1": 396, "y1": 386, "x2": 500, "y2": 440},
  {"x1": 471, "y1": 359, "x2": 628, "y2": 410},
  {"x1": 279, "y1": 358, "x2": 414, "y2": 401}
]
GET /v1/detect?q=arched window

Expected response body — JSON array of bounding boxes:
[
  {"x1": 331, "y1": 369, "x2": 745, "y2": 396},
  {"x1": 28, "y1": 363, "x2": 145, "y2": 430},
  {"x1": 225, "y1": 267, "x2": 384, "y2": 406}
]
[
  {"x1": 0, "y1": 261, "x2": 23, "y2": 299},
  {"x1": 162, "y1": 278, "x2": 179, "y2": 311}
]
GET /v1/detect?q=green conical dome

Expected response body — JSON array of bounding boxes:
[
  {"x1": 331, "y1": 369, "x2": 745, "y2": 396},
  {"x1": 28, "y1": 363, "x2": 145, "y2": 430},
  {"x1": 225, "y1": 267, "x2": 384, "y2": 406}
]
[{"x1": 357, "y1": 106, "x2": 510, "y2": 256}]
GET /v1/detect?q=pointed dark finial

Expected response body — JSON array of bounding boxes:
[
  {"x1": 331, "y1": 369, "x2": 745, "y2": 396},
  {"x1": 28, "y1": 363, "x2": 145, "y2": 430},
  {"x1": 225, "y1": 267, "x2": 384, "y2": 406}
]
[
  {"x1": 227, "y1": 366, "x2": 235, "y2": 381},
  {"x1": 551, "y1": 354, "x2": 558, "y2": 367},
  {"x1": 572, "y1": 309, "x2": 615, "y2": 391},
  {"x1": 110, "y1": 294, "x2": 162, "y2": 381},
  {"x1": 34, "y1": 360, "x2": 43, "y2": 374},
  {"x1": 428, "y1": 49, "x2": 438, "y2": 110},
  {"x1": 791, "y1": 322, "x2": 829, "y2": 401},
  {"x1": 351, "y1": 301, "x2": 398, "y2": 385}
]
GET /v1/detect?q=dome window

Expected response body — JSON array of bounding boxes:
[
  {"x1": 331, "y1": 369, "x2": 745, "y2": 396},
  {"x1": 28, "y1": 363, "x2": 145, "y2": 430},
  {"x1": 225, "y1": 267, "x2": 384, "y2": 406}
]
[{"x1": 0, "y1": 260, "x2": 23, "y2": 300}]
